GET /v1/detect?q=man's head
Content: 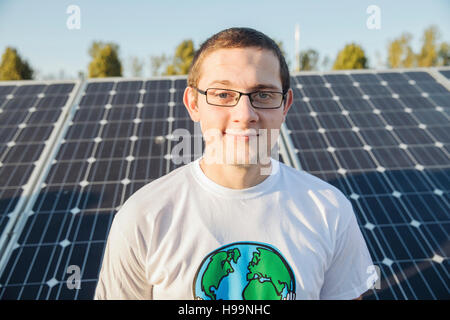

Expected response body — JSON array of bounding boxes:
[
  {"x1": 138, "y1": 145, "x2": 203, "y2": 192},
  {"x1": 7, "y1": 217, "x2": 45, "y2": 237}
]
[
  {"x1": 187, "y1": 27, "x2": 290, "y2": 101},
  {"x1": 183, "y1": 27, "x2": 293, "y2": 167}
]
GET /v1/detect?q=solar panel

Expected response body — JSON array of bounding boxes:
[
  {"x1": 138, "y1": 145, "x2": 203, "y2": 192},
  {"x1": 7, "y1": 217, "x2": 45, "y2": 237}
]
[
  {"x1": 0, "y1": 78, "x2": 173, "y2": 299},
  {"x1": 0, "y1": 80, "x2": 80, "y2": 263},
  {"x1": 0, "y1": 68, "x2": 447, "y2": 300},
  {"x1": 438, "y1": 68, "x2": 450, "y2": 80},
  {"x1": 0, "y1": 75, "x2": 291, "y2": 300},
  {"x1": 284, "y1": 69, "x2": 449, "y2": 299}
]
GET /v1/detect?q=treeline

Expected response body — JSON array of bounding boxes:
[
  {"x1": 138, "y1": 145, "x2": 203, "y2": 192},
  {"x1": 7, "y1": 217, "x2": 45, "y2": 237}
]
[
  {"x1": 0, "y1": 25, "x2": 448, "y2": 81},
  {"x1": 297, "y1": 25, "x2": 449, "y2": 71}
]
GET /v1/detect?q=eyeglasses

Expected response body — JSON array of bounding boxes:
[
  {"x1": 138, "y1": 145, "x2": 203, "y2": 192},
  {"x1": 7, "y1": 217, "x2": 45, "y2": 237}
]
[{"x1": 194, "y1": 87, "x2": 286, "y2": 109}]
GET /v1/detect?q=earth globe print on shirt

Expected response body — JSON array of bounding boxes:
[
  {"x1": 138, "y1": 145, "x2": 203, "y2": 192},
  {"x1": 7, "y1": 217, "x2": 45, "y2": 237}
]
[{"x1": 193, "y1": 242, "x2": 296, "y2": 300}]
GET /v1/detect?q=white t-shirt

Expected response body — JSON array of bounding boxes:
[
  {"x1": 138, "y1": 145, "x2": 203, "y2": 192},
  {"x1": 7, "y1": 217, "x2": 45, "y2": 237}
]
[{"x1": 94, "y1": 157, "x2": 378, "y2": 300}]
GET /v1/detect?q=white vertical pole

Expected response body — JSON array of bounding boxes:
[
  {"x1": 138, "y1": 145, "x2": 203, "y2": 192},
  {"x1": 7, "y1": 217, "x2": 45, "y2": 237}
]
[{"x1": 295, "y1": 24, "x2": 300, "y2": 72}]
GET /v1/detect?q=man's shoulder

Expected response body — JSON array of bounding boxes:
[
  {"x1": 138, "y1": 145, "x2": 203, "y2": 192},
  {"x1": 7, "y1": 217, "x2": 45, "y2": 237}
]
[
  {"x1": 134, "y1": 160, "x2": 194, "y2": 196},
  {"x1": 279, "y1": 161, "x2": 343, "y2": 193},
  {"x1": 278, "y1": 162, "x2": 356, "y2": 238},
  {"x1": 116, "y1": 161, "x2": 194, "y2": 219},
  {"x1": 278, "y1": 161, "x2": 350, "y2": 208}
]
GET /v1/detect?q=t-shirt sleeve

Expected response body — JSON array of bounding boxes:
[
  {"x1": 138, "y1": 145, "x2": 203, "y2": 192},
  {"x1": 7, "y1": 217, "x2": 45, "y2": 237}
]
[
  {"x1": 94, "y1": 199, "x2": 152, "y2": 300},
  {"x1": 319, "y1": 198, "x2": 378, "y2": 300}
]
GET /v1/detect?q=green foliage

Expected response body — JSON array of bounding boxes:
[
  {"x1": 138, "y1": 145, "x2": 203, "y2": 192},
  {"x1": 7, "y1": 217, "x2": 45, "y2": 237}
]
[
  {"x1": 438, "y1": 42, "x2": 450, "y2": 66},
  {"x1": 88, "y1": 42, "x2": 122, "y2": 78},
  {"x1": 149, "y1": 54, "x2": 169, "y2": 76},
  {"x1": 273, "y1": 40, "x2": 291, "y2": 70},
  {"x1": 417, "y1": 25, "x2": 439, "y2": 67},
  {"x1": 321, "y1": 55, "x2": 331, "y2": 71},
  {"x1": 0, "y1": 47, "x2": 33, "y2": 80},
  {"x1": 332, "y1": 43, "x2": 368, "y2": 70},
  {"x1": 88, "y1": 41, "x2": 120, "y2": 58},
  {"x1": 387, "y1": 33, "x2": 416, "y2": 68},
  {"x1": 386, "y1": 26, "x2": 449, "y2": 68},
  {"x1": 164, "y1": 40, "x2": 195, "y2": 75},
  {"x1": 298, "y1": 49, "x2": 319, "y2": 71},
  {"x1": 129, "y1": 56, "x2": 144, "y2": 77},
  {"x1": 274, "y1": 40, "x2": 287, "y2": 58}
]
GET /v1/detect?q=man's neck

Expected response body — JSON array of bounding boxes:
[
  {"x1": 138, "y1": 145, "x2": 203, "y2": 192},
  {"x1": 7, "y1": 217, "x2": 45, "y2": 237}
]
[{"x1": 199, "y1": 157, "x2": 272, "y2": 189}]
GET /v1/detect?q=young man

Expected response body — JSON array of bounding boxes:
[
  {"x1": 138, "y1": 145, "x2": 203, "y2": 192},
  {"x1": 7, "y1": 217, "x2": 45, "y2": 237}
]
[{"x1": 95, "y1": 27, "x2": 377, "y2": 300}]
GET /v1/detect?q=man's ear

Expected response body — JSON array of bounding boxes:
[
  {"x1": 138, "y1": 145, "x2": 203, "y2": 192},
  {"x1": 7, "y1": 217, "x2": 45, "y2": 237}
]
[
  {"x1": 183, "y1": 86, "x2": 200, "y2": 123},
  {"x1": 282, "y1": 88, "x2": 294, "y2": 119}
]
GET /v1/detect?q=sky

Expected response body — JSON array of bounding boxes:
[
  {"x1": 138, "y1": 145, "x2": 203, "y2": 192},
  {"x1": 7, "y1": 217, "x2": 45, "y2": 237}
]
[{"x1": 0, "y1": 0, "x2": 449, "y2": 79}]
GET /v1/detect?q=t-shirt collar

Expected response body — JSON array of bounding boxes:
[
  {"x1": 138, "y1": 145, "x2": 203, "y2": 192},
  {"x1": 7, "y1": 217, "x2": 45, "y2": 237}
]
[{"x1": 191, "y1": 156, "x2": 281, "y2": 199}]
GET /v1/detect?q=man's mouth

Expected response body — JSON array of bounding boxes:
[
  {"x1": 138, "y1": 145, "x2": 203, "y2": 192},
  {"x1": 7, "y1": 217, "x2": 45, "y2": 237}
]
[{"x1": 223, "y1": 129, "x2": 260, "y2": 138}]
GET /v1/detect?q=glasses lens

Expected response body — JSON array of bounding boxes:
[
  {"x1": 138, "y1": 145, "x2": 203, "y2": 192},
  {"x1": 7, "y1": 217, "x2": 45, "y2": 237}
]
[
  {"x1": 206, "y1": 89, "x2": 239, "y2": 106},
  {"x1": 251, "y1": 91, "x2": 283, "y2": 108}
]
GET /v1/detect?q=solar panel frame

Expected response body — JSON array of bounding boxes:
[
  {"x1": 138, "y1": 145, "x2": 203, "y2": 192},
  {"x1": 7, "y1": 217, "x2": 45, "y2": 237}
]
[{"x1": 436, "y1": 66, "x2": 450, "y2": 81}]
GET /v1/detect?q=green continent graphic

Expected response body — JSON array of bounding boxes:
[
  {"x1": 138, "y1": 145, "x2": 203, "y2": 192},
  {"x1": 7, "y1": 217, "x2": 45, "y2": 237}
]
[
  {"x1": 243, "y1": 248, "x2": 293, "y2": 300},
  {"x1": 201, "y1": 248, "x2": 241, "y2": 300}
]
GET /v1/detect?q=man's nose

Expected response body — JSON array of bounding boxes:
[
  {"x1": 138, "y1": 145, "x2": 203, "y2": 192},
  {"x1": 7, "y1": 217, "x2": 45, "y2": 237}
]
[{"x1": 230, "y1": 94, "x2": 259, "y2": 123}]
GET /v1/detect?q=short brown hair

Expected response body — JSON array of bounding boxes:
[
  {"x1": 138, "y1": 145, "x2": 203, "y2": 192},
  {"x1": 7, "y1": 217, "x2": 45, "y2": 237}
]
[{"x1": 187, "y1": 27, "x2": 290, "y2": 95}]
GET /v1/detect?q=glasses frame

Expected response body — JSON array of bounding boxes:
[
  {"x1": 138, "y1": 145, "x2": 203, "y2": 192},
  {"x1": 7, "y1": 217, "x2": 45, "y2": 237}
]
[{"x1": 194, "y1": 87, "x2": 286, "y2": 109}]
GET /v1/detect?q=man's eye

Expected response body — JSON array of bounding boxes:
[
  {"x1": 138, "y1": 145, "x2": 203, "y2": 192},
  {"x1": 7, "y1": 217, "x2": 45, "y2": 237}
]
[
  {"x1": 218, "y1": 92, "x2": 229, "y2": 99},
  {"x1": 257, "y1": 92, "x2": 270, "y2": 99}
]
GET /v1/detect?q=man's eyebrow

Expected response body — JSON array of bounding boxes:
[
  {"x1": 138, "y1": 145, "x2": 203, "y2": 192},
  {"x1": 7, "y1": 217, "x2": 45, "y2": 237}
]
[
  {"x1": 207, "y1": 80, "x2": 281, "y2": 91},
  {"x1": 208, "y1": 80, "x2": 233, "y2": 87},
  {"x1": 250, "y1": 84, "x2": 282, "y2": 91}
]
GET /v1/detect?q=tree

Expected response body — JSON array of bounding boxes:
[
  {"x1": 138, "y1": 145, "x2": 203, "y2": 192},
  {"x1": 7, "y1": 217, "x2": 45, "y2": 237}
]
[
  {"x1": 77, "y1": 71, "x2": 86, "y2": 80},
  {"x1": 298, "y1": 49, "x2": 319, "y2": 71},
  {"x1": 438, "y1": 42, "x2": 450, "y2": 66},
  {"x1": 88, "y1": 41, "x2": 120, "y2": 59},
  {"x1": 321, "y1": 55, "x2": 331, "y2": 71},
  {"x1": 374, "y1": 50, "x2": 386, "y2": 69},
  {"x1": 275, "y1": 40, "x2": 287, "y2": 58},
  {"x1": 387, "y1": 33, "x2": 416, "y2": 68},
  {"x1": 128, "y1": 56, "x2": 144, "y2": 77},
  {"x1": 332, "y1": 43, "x2": 368, "y2": 70},
  {"x1": 88, "y1": 42, "x2": 122, "y2": 78},
  {"x1": 385, "y1": 26, "x2": 449, "y2": 69},
  {"x1": 149, "y1": 54, "x2": 169, "y2": 76},
  {"x1": 273, "y1": 39, "x2": 291, "y2": 70},
  {"x1": 0, "y1": 47, "x2": 33, "y2": 80},
  {"x1": 165, "y1": 40, "x2": 195, "y2": 75},
  {"x1": 417, "y1": 25, "x2": 439, "y2": 67}
]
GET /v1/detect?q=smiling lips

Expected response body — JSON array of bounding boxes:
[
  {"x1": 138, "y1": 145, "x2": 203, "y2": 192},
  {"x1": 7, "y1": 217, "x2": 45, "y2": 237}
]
[{"x1": 224, "y1": 129, "x2": 260, "y2": 138}]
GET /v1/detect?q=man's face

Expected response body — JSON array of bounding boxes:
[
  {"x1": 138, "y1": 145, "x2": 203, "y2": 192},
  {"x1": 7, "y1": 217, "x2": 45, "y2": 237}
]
[{"x1": 184, "y1": 47, "x2": 293, "y2": 166}]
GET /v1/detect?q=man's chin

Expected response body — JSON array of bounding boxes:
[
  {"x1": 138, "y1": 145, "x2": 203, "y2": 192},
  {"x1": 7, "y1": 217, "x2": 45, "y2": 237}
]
[
  {"x1": 224, "y1": 157, "x2": 255, "y2": 167},
  {"x1": 222, "y1": 151, "x2": 266, "y2": 166},
  {"x1": 226, "y1": 162, "x2": 253, "y2": 168}
]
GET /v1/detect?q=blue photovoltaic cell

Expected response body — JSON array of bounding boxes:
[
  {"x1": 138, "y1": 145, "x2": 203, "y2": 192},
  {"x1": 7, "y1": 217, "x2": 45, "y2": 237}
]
[
  {"x1": 403, "y1": 71, "x2": 437, "y2": 82},
  {"x1": 438, "y1": 69, "x2": 450, "y2": 80},
  {"x1": 323, "y1": 74, "x2": 353, "y2": 84}
]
